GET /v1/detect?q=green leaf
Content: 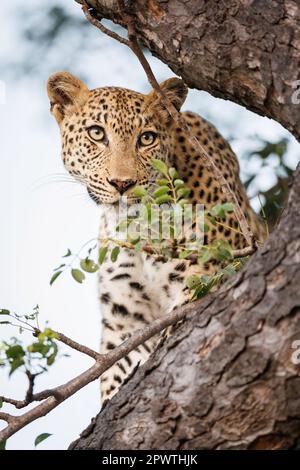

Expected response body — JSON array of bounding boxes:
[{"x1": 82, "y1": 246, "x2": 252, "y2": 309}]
[
  {"x1": 53, "y1": 264, "x2": 66, "y2": 271},
  {"x1": 193, "y1": 282, "x2": 214, "y2": 299},
  {"x1": 174, "y1": 179, "x2": 185, "y2": 188},
  {"x1": 0, "y1": 439, "x2": 6, "y2": 450},
  {"x1": 222, "y1": 265, "x2": 236, "y2": 276},
  {"x1": 207, "y1": 213, "x2": 216, "y2": 224},
  {"x1": 177, "y1": 187, "x2": 191, "y2": 199},
  {"x1": 80, "y1": 259, "x2": 99, "y2": 273},
  {"x1": 132, "y1": 186, "x2": 147, "y2": 198},
  {"x1": 218, "y1": 248, "x2": 233, "y2": 260},
  {"x1": 210, "y1": 204, "x2": 222, "y2": 217},
  {"x1": 212, "y1": 240, "x2": 233, "y2": 261},
  {"x1": 63, "y1": 249, "x2": 72, "y2": 257},
  {"x1": 27, "y1": 342, "x2": 50, "y2": 355},
  {"x1": 34, "y1": 433, "x2": 52, "y2": 447},
  {"x1": 0, "y1": 309, "x2": 10, "y2": 316},
  {"x1": 47, "y1": 343, "x2": 58, "y2": 366},
  {"x1": 179, "y1": 250, "x2": 192, "y2": 259},
  {"x1": 71, "y1": 269, "x2": 85, "y2": 284},
  {"x1": 46, "y1": 354, "x2": 55, "y2": 366},
  {"x1": 178, "y1": 198, "x2": 189, "y2": 207},
  {"x1": 198, "y1": 249, "x2": 212, "y2": 264},
  {"x1": 221, "y1": 202, "x2": 235, "y2": 213},
  {"x1": 6, "y1": 345, "x2": 25, "y2": 359},
  {"x1": 186, "y1": 275, "x2": 200, "y2": 289},
  {"x1": 98, "y1": 246, "x2": 108, "y2": 265},
  {"x1": 0, "y1": 398, "x2": 3, "y2": 409},
  {"x1": 153, "y1": 186, "x2": 170, "y2": 198},
  {"x1": 9, "y1": 357, "x2": 25, "y2": 376},
  {"x1": 168, "y1": 167, "x2": 178, "y2": 179},
  {"x1": 38, "y1": 328, "x2": 59, "y2": 341},
  {"x1": 156, "y1": 179, "x2": 169, "y2": 186},
  {"x1": 151, "y1": 159, "x2": 168, "y2": 175},
  {"x1": 111, "y1": 246, "x2": 120, "y2": 262},
  {"x1": 50, "y1": 271, "x2": 62, "y2": 286},
  {"x1": 155, "y1": 194, "x2": 172, "y2": 205}
]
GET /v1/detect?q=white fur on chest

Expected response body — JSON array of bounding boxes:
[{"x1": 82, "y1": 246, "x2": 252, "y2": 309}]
[{"x1": 98, "y1": 208, "x2": 189, "y2": 319}]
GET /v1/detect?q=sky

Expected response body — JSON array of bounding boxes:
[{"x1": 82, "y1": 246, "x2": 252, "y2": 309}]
[{"x1": 0, "y1": 0, "x2": 299, "y2": 450}]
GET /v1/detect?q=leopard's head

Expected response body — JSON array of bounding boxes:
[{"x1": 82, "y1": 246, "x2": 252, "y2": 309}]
[{"x1": 47, "y1": 72, "x2": 187, "y2": 204}]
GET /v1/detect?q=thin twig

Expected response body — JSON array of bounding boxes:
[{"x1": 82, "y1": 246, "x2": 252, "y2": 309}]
[
  {"x1": 56, "y1": 332, "x2": 100, "y2": 360},
  {"x1": 100, "y1": 238, "x2": 255, "y2": 261},
  {"x1": 0, "y1": 396, "x2": 25, "y2": 408},
  {"x1": 25, "y1": 371, "x2": 37, "y2": 403},
  {"x1": 0, "y1": 301, "x2": 189, "y2": 442},
  {"x1": 82, "y1": 3, "x2": 130, "y2": 46}
]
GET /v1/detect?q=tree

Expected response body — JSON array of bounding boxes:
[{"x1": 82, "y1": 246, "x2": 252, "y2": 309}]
[{"x1": 69, "y1": 0, "x2": 300, "y2": 450}]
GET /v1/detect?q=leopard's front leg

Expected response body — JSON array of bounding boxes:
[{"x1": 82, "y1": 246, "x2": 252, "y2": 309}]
[{"x1": 99, "y1": 249, "x2": 161, "y2": 401}]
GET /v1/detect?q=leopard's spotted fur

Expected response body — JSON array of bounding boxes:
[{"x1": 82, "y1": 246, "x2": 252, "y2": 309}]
[{"x1": 47, "y1": 72, "x2": 266, "y2": 401}]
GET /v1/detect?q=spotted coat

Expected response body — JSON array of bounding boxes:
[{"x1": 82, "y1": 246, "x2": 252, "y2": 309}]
[{"x1": 47, "y1": 72, "x2": 266, "y2": 401}]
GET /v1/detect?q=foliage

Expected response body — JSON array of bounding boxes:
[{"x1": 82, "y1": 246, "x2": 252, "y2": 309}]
[
  {"x1": 0, "y1": 307, "x2": 61, "y2": 377},
  {"x1": 34, "y1": 433, "x2": 52, "y2": 447},
  {"x1": 243, "y1": 137, "x2": 293, "y2": 226},
  {"x1": 50, "y1": 159, "x2": 247, "y2": 299},
  {"x1": 187, "y1": 257, "x2": 249, "y2": 299}
]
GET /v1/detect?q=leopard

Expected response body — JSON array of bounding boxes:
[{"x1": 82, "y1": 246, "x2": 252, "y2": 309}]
[{"x1": 47, "y1": 71, "x2": 266, "y2": 402}]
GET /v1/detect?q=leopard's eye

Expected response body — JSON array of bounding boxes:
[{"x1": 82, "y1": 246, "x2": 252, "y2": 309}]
[
  {"x1": 138, "y1": 131, "x2": 157, "y2": 147},
  {"x1": 87, "y1": 125, "x2": 105, "y2": 142}
]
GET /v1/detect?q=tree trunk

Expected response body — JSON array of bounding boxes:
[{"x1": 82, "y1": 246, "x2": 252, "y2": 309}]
[{"x1": 71, "y1": 0, "x2": 300, "y2": 450}]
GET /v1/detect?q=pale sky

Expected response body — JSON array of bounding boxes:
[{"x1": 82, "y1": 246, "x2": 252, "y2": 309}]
[{"x1": 0, "y1": 0, "x2": 298, "y2": 450}]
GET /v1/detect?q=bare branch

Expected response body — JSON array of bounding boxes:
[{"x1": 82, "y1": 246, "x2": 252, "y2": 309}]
[
  {"x1": 24, "y1": 371, "x2": 38, "y2": 403},
  {"x1": 56, "y1": 332, "x2": 101, "y2": 360},
  {"x1": 0, "y1": 299, "x2": 190, "y2": 442},
  {"x1": 0, "y1": 412, "x2": 14, "y2": 424},
  {"x1": 0, "y1": 396, "x2": 26, "y2": 408},
  {"x1": 231, "y1": 246, "x2": 256, "y2": 258},
  {"x1": 82, "y1": 3, "x2": 130, "y2": 46}
]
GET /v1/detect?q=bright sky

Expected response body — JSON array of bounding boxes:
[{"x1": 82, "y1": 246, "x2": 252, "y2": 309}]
[{"x1": 0, "y1": 0, "x2": 298, "y2": 450}]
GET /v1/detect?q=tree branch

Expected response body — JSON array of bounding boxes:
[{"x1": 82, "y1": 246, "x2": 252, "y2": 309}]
[
  {"x1": 0, "y1": 300, "x2": 189, "y2": 442},
  {"x1": 56, "y1": 332, "x2": 101, "y2": 360},
  {"x1": 0, "y1": 413, "x2": 14, "y2": 424}
]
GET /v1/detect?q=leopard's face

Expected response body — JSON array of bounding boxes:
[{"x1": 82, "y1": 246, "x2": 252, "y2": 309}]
[{"x1": 47, "y1": 72, "x2": 187, "y2": 204}]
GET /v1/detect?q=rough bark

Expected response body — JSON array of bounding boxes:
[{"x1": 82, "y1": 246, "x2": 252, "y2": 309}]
[
  {"x1": 77, "y1": 0, "x2": 300, "y2": 140},
  {"x1": 70, "y1": 161, "x2": 300, "y2": 450},
  {"x1": 71, "y1": 0, "x2": 300, "y2": 450}
]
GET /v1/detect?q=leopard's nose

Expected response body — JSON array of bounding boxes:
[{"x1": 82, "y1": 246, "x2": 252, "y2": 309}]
[{"x1": 107, "y1": 178, "x2": 137, "y2": 194}]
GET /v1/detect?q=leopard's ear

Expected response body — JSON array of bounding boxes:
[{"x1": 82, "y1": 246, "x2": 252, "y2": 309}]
[
  {"x1": 159, "y1": 78, "x2": 188, "y2": 111},
  {"x1": 47, "y1": 72, "x2": 89, "y2": 124},
  {"x1": 146, "y1": 78, "x2": 188, "y2": 121}
]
